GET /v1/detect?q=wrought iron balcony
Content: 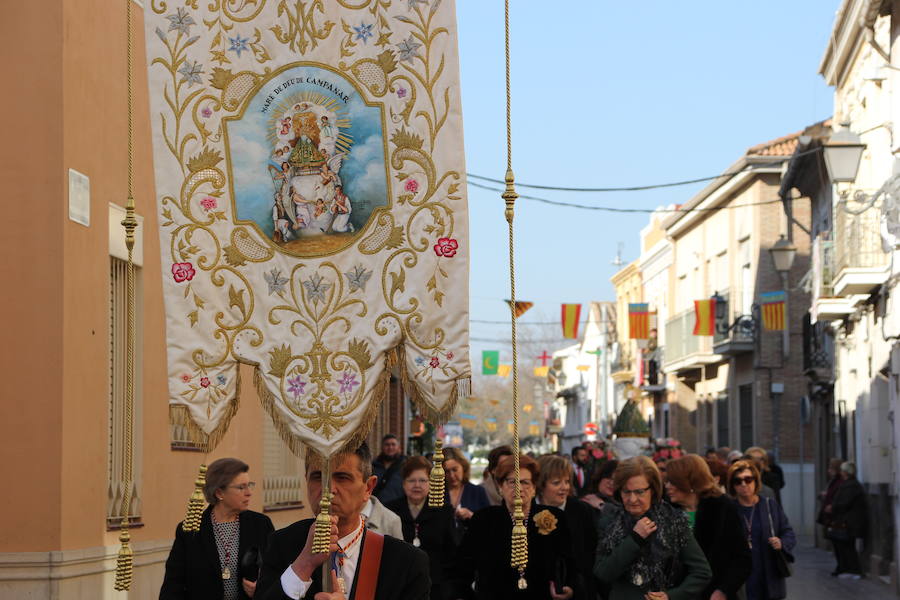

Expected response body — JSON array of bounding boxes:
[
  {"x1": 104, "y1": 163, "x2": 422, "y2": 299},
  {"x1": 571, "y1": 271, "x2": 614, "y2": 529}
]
[{"x1": 832, "y1": 195, "x2": 890, "y2": 296}]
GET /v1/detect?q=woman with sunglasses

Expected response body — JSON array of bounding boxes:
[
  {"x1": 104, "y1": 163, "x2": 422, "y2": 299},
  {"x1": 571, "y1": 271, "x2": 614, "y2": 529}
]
[
  {"x1": 595, "y1": 456, "x2": 711, "y2": 600},
  {"x1": 665, "y1": 455, "x2": 751, "y2": 600},
  {"x1": 385, "y1": 455, "x2": 458, "y2": 600},
  {"x1": 161, "y1": 457, "x2": 274, "y2": 600},
  {"x1": 726, "y1": 460, "x2": 796, "y2": 600}
]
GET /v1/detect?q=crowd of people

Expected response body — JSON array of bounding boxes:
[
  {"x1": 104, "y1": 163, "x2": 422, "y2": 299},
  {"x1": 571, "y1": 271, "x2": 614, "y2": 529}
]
[{"x1": 158, "y1": 437, "x2": 868, "y2": 600}]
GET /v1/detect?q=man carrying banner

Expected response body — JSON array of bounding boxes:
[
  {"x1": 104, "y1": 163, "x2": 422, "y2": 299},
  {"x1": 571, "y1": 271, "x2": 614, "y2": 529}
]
[{"x1": 257, "y1": 443, "x2": 429, "y2": 600}]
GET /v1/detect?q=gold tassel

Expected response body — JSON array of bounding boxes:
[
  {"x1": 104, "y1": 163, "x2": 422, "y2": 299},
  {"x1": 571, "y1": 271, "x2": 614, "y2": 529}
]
[
  {"x1": 182, "y1": 464, "x2": 207, "y2": 533},
  {"x1": 312, "y1": 490, "x2": 333, "y2": 554},
  {"x1": 510, "y1": 496, "x2": 529, "y2": 589},
  {"x1": 113, "y1": 525, "x2": 134, "y2": 591},
  {"x1": 428, "y1": 438, "x2": 445, "y2": 507}
]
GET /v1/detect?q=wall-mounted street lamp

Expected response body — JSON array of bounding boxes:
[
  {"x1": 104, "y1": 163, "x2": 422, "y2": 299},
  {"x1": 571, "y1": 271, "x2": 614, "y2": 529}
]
[
  {"x1": 769, "y1": 235, "x2": 796, "y2": 358},
  {"x1": 823, "y1": 123, "x2": 865, "y2": 183}
]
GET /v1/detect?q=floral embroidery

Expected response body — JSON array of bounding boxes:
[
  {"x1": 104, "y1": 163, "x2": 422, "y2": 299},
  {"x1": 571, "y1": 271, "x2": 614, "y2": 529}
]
[
  {"x1": 533, "y1": 509, "x2": 558, "y2": 535},
  {"x1": 397, "y1": 35, "x2": 422, "y2": 63},
  {"x1": 228, "y1": 34, "x2": 250, "y2": 57},
  {"x1": 415, "y1": 357, "x2": 426, "y2": 366},
  {"x1": 433, "y1": 237, "x2": 458, "y2": 258},
  {"x1": 200, "y1": 196, "x2": 217, "y2": 211},
  {"x1": 302, "y1": 273, "x2": 331, "y2": 305},
  {"x1": 181, "y1": 374, "x2": 191, "y2": 383},
  {"x1": 404, "y1": 178, "x2": 419, "y2": 193},
  {"x1": 397, "y1": 86, "x2": 408, "y2": 98},
  {"x1": 200, "y1": 376, "x2": 210, "y2": 388},
  {"x1": 287, "y1": 375, "x2": 307, "y2": 399},
  {"x1": 353, "y1": 23, "x2": 374, "y2": 44},
  {"x1": 216, "y1": 374, "x2": 227, "y2": 386},
  {"x1": 264, "y1": 268, "x2": 289, "y2": 296},
  {"x1": 344, "y1": 265, "x2": 373, "y2": 292},
  {"x1": 429, "y1": 356, "x2": 439, "y2": 368},
  {"x1": 201, "y1": 106, "x2": 213, "y2": 118},
  {"x1": 165, "y1": 8, "x2": 196, "y2": 36},
  {"x1": 177, "y1": 60, "x2": 204, "y2": 87},
  {"x1": 338, "y1": 371, "x2": 360, "y2": 394},
  {"x1": 172, "y1": 262, "x2": 196, "y2": 283},
  {"x1": 446, "y1": 352, "x2": 454, "y2": 360}
]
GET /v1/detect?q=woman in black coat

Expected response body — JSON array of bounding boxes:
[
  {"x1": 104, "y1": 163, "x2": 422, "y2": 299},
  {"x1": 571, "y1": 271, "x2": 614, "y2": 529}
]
[
  {"x1": 666, "y1": 455, "x2": 751, "y2": 600},
  {"x1": 385, "y1": 455, "x2": 459, "y2": 600},
  {"x1": 160, "y1": 458, "x2": 274, "y2": 600},
  {"x1": 537, "y1": 454, "x2": 598, "y2": 600},
  {"x1": 828, "y1": 461, "x2": 868, "y2": 578},
  {"x1": 450, "y1": 454, "x2": 576, "y2": 600}
]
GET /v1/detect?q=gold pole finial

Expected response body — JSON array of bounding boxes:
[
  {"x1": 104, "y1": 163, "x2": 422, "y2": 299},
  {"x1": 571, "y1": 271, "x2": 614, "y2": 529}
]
[
  {"x1": 182, "y1": 464, "x2": 208, "y2": 532},
  {"x1": 428, "y1": 438, "x2": 446, "y2": 507}
]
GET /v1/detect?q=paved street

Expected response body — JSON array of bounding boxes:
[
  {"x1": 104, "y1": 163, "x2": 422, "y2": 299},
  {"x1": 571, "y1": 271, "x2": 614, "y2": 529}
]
[{"x1": 788, "y1": 538, "x2": 896, "y2": 599}]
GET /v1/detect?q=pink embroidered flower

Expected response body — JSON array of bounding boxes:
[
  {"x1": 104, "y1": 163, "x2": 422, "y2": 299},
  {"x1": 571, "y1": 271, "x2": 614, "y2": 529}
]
[
  {"x1": 404, "y1": 179, "x2": 419, "y2": 193},
  {"x1": 429, "y1": 356, "x2": 440, "y2": 368},
  {"x1": 181, "y1": 374, "x2": 191, "y2": 383},
  {"x1": 397, "y1": 87, "x2": 407, "y2": 98},
  {"x1": 446, "y1": 351, "x2": 454, "y2": 360},
  {"x1": 200, "y1": 377, "x2": 210, "y2": 388},
  {"x1": 172, "y1": 262, "x2": 196, "y2": 283},
  {"x1": 200, "y1": 196, "x2": 217, "y2": 211},
  {"x1": 201, "y1": 106, "x2": 213, "y2": 118},
  {"x1": 433, "y1": 237, "x2": 458, "y2": 258}
]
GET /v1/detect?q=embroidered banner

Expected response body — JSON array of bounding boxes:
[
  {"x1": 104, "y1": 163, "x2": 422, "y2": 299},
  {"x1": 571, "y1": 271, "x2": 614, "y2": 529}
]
[
  {"x1": 144, "y1": 0, "x2": 469, "y2": 457},
  {"x1": 760, "y1": 291, "x2": 786, "y2": 331}
]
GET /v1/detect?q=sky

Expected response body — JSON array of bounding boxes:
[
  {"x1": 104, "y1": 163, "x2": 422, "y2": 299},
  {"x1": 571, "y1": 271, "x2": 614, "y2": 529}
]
[{"x1": 455, "y1": 1, "x2": 842, "y2": 360}]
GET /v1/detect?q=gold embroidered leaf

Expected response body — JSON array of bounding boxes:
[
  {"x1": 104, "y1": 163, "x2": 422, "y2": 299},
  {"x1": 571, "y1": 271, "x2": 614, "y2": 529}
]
[
  {"x1": 187, "y1": 147, "x2": 223, "y2": 173},
  {"x1": 188, "y1": 310, "x2": 199, "y2": 327},
  {"x1": 223, "y1": 245, "x2": 248, "y2": 267},
  {"x1": 228, "y1": 285, "x2": 247, "y2": 318},
  {"x1": 447, "y1": 182, "x2": 459, "y2": 195},
  {"x1": 426, "y1": 275, "x2": 437, "y2": 291},
  {"x1": 376, "y1": 50, "x2": 397, "y2": 74},
  {"x1": 210, "y1": 67, "x2": 235, "y2": 90},
  {"x1": 389, "y1": 269, "x2": 406, "y2": 298},
  {"x1": 348, "y1": 338, "x2": 374, "y2": 372},
  {"x1": 268, "y1": 344, "x2": 293, "y2": 378},
  {"x1": 385, "y1": 226, "x2": 405, "y2": 249},
  {"x1": 391, "y1": 128, "x2": 423, "y2": 150},
  {"x1": 395, "y1": 172, "x2": 409, "y2": 181},
  {"x1": 434, "y1": 291, "x2": 444, "y2": 307},
  {"x1": 193, "y1": 294, "x2": 205, "y2": 309}
]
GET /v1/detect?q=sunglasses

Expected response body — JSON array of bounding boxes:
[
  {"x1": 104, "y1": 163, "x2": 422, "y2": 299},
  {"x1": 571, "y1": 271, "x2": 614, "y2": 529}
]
[{"x1": 732, "y1": 476, "x2": 755, "y2": 486}]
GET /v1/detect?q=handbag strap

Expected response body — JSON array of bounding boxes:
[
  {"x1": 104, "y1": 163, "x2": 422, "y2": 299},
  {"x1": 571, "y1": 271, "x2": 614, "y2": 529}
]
[
  {"x1": 354, "y1": 530, "x2": 384, "y2": 600},
  {"x1": 765, "y1": 498, "x2": 776, "y2": 538}
]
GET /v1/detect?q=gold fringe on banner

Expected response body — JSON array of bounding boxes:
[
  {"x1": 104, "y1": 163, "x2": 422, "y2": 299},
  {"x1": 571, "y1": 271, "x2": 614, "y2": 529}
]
[
  {"x1": 182, "y1": 464, "x2": 207, "y2": 532},
  {"x1": 113, "y1": 526, "x2": 134, "y2": 591},
  {"x1": 168, "y1": 368, "x2": 242, "y2": 453},
  {"x1": 428, "y1": 438, "x2": 445, "y2": 507}
]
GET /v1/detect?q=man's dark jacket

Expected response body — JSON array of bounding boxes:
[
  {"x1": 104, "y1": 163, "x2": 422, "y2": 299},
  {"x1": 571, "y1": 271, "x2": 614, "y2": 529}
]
[
  {"x1": 256, "y1": 518, "x2": 430, "y2": 600},
  {"x1": 373, "y1": 454, "x2": 407, "y2": 505}
]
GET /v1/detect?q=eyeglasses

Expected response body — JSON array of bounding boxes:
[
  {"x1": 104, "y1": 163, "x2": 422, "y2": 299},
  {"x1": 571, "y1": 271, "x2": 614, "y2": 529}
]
[
  {"x1": 404, "y1": 478, "x2": 430, "y2": 485},
  {"x1": 227, "y1": 482, "x2": 256, "y2": 492},
  {"x1": 621, "y1": 487, "x2": 651, "y2": 498},
  {"x1": 732, "y1": 476, "x2": 755, "y2": 487},
  {"x1": 503, "y1": 478, "x2": 534, "y2": 488}
]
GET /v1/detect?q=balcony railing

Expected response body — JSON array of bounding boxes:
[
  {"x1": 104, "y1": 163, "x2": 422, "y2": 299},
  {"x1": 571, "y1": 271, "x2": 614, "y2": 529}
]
[
  {"x1": 834, "y1": 200, "x2": 888, "y2": 277},
  {"x1": 664, "y1": 308, "x2": 712, "y2": 368},
  {"x1": 812, "y1": 233, "x2": 835, "y2": 298}
]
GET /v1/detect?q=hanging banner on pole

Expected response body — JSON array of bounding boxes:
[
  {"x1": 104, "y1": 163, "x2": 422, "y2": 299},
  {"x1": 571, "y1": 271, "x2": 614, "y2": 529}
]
[
  {"x1": 693, "y1": 299, "x2": 716, "y2": 336},
  {"x1": 143, "y1": 1, "x2": 470, "y2": 457},
  {"x1": 561, "y1": 303, "x2": 582, "y2": 339},
  {"x1": 760, "y1": 291, "x2": 786, "y2": 330},
  {"x1": 628, "y1": 303, "x2": 649, "y2": 339}
]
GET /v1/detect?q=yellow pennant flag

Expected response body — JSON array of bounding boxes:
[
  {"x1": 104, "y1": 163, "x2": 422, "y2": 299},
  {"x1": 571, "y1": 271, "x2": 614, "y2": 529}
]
[{"x1": 498, "y1": 364, "x2": 512, "y2": 378}]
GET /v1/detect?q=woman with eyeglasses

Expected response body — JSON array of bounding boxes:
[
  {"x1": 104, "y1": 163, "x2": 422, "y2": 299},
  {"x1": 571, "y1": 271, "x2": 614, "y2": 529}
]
[
  {"x1": 726, "y1": 460, "x2": 796, "y2": 600},
  {"x1": 160, "y1": 457, "x2": 274, "y2": 600},
  {"x1": 665, "y1": 455, "x2": 751, "y2": 600},
  {"x1": 385, "y1": 455, "x2": 458, "y2": 600},
  {"x1": 594, "y1": 456, "x2": 711, "y2": 600},
  {"x1": 449, "y1": 454, "x2": 576, "y2": 599},
  {"x1": 442, "y1": 446, "x2": 490, "y2": 534}
]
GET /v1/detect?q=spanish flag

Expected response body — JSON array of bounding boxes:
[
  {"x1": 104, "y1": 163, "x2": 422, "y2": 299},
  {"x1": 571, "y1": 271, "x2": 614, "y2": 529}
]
[
  {"x1": 506, "y1": 300, "x2": 534, "y2": 318},
  {"x1": 561, "y1": 304, "x2": 582, "y2": 339},
  {"x1": 760, "y1": 291, "x2": 786, "y2": 331},
  {"x1": 628, "y1": 303, "x2": 650, "y2": 339},
  {"x1": 693, "y1": 299, "x2": 716, "y2": 336}
]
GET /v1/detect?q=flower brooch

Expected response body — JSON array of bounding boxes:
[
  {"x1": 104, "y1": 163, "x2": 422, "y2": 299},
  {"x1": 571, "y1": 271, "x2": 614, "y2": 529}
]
[{"x1": 533, "y1": 509, "x2": 558, "y2": 535}]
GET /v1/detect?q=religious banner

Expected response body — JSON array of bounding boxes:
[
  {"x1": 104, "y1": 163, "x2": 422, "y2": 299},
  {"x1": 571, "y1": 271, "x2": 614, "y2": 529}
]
[
  {"x1": 760, "y1": 291, "x2": 786, "y2": 331},
  {"x1": 693, "y1": 299, "x2": 716, "y2": 336},
  {"x1": 561, "y1": 303, "x2": 582, "y2": 339},
  {"x1": 628, "y1": 303, "x2": 649, "y2": 339},
  {"x1": 143, "y1": 1, "x2": 470, "y2": 457}
]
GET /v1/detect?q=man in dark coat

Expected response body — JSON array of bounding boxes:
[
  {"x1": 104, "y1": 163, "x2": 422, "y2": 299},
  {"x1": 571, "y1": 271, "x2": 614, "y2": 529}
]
[
  {"x1": 372, "y1": 434, "x2": 407, "y2": 505},
  {"x1": 571, "y1": 446, "x2": 593, "y2": 498},
  {"x1": 693, "y1": 495, "x2": 752, "y2": 600},
  {"x1": 829, "y1": 461, "x2": 868, "y2": 578},
  {"x1": 257, "y1": 443, "x2": 429, "y2": 599}
]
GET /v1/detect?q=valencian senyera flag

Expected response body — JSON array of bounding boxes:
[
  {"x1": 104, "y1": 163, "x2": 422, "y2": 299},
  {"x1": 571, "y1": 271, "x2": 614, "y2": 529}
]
[
  {"x1": 561, "y1": 303, "x2": 582, "y2": 339},
  {"x1": 628, "y1": 303, "x2": 649, "y2": 339},
  {"x1": 760, "y1": 291, "x2": 786, "y2": 331},
  {"x1": 693, "y1": 299, "x2": 716, "y2": 336},
  {"x1": 144, "y1": 1, "x2": 470, "y2": 457},
  {"x1": 506, "y1": 300, "x2": 534, "y2": 318}
]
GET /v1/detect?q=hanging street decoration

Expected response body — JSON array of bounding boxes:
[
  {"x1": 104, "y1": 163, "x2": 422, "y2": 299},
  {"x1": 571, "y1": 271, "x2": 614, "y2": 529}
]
[
  {"x1": 533, "y1": 366, "x2": 550, "y2": 377},
  {"x1": 561, "y1": 303, "x2": 582, "y2": 339},
  {"x1": 693, "y1": 298, "x2": 716, "y2": 336},
  {"x1": 628, "y1": 303, "x2": 650, "y2": 339},
  {"x1": 760, "y1": 291, "x2": 787, "y2": 330},
  {"x1": 498, "y1": 364, "x2": 512, "y2": 378},
  {"x1": 482, "y1": 350, "x2": 499, "y2": 375},
  {"x1": 507, "y1": 300, "x2": 534, "y2": 318}
]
